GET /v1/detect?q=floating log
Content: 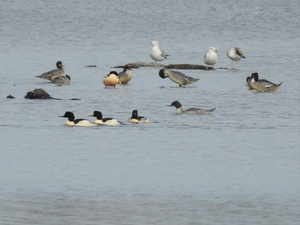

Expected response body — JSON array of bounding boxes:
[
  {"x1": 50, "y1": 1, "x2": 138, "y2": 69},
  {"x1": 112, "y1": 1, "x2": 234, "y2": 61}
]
[{"x1": 113, "y1": 62, "x2": 220, "y2": 70}]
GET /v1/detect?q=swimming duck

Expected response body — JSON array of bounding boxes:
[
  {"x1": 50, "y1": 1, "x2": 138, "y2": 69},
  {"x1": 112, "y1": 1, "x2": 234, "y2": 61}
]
[
  {"x1": 118, "y1": 65, "x2": 133, "y2": 84},
  {"x1": 103, "y1": 71, "x2": 119, "y2": 88},
  {"x1": 246, "y1": 74, "x2": 271, "y2": 89},
  {"x1": 227, "y1": 47, "x2": 246, "y2": 64},
  {"x1": 50, "y1": 75, "x2": 71, "y2": 85},
  {"x1": 150, "y1": 40, "x2": 169, "y2": 66},
  {"x1": 204, "y1": 47, "x2": 218, "y2": 70},
  {"x1": 250, "y1": 72, "x2": 283, "y2": 92},
  {"x1": 89, "y1": 111, "x2": 122, "y2": 126},
  {"x1": 169, "y1": 100, "x2": 216, "y2": 115},
  {"x1": 36, "y1": 61, "x2": 65, "y2": 80},
  {"x1": 159, "y1": 68, "x2": 199, "y2": 87},
  {"x1": 130, "y1": 110, "x2": 149, "y2": 123},
  {"x1": 59, "y1": 111, "x2": 95, "y2": 126}
]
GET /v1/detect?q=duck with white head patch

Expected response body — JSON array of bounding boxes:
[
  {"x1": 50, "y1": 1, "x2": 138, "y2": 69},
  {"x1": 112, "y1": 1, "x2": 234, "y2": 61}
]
[
  {"x1": 59, "y1": 111, "x2": 95, "y2": 126},
  {"x1": 169, "y1": 101, "x2": 216, "y2": 115},
  {"x1": 89, "y1": 111, "x2": 122, "y2": 126}
]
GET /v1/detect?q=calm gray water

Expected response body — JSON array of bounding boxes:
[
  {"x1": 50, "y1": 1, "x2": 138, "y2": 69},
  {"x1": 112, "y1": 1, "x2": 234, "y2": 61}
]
[{"x1": 0, "y1": 0, "x2": 299, "y2": 224}]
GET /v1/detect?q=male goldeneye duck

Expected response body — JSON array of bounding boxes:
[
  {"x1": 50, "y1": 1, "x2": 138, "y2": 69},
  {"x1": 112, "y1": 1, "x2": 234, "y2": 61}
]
[
  {"x1": 250, "y1": 72, "x2": 283, "y2": 93},
  {"x1": 130, "y1": 110, "x2": 149, "y2": 123},
  {"x1": 118, "y1": 65, "x2": 133, "y2": 84},
  {"x1": 59, "y1": 111, "x2": 95, "y2": 126},
  {"x1": 50, "y1": 75, "x2": 71, "y2": 85},
  {"x1": 204, "y1": 47, "x2": 218, "y2": 70},
  {"x1": 89, "y1": 111, "x2": 122, "y2": 126},
  {"x1": 103, "y1": 71, "x2": 119, "y2": 88},
  {"x1": 227, "y1": 47, "x2": 246, "y2": 65},
  {"x1": 150, "y1": 40, "x2": 169, "y2": 66},
  {"x1": 159, "y1": 68, "x2": 199, "y2": 87},
  {"x1": 36, "y1": 61, "x2": 65, "y2": 80},
  {"x1": 169, "y1": 100, "x2": 216, "y2": 115}
]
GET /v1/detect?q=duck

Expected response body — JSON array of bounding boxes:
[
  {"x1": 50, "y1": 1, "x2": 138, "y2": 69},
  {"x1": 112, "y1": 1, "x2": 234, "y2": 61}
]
[
  {"x1": 169, "y1": 100, "x2": 216, "y2": 115},
  {"x1": 118, "y1": 65, "x2": 133, "y2": 84},
  {"x1": 246, "y1": 74, "x2": 272, "y2": 89},
  {"x1": 50, "y1": 75, "x2": 71, "y2": 85},
  {"x1": 59, "y1": 111, "x2": 95, "y2": 126},
  {"x1": 129, "y1": 110, "x2": 149, "y2": 123},
  {"x1": 36, "y1": 61, "x2": 65, "y2": 80},
  {"x1": 150, "y1": 40, "x2": 169, "y2": 66},
  {"x1": 227, "y1": 47, "x2": 246, "y2": 64},
  {"x1": 250, "y1": 72, "x2": 283, "y2": 92},
  {"x1": 103, "y1": 71, "x2": 119, "y2": 88},
  {"x1": 204, "y1": 47, "x2": 218, "y2": 70},
  {"x1": 159, "y1": 68, "x2": 199, "y2": 87},
  {"x1": 89, "y1": 111, "x2": 122, "y2": 126}
]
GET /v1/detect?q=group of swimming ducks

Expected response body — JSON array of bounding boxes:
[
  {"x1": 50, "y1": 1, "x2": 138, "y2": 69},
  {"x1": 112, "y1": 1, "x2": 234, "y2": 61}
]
[
  {"x1": 58, "y1": 100, "x2": 216, "y2": 127},
  {"x1": 34, "y1": 40, "x2": 283, "y2": 126}
]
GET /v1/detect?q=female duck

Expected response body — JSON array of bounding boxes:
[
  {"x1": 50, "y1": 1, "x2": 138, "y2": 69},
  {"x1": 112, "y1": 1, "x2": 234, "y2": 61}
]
[
  {"x1": 50, "y1": 75, "x2": 71, "y2": 85},
  {"x1": 159, "y1": 68, "x2": 199, "y2": 87},
  {"x1": 118, "y1": 65, "x2": 133, "y2": 84},
  {"x1": 103, "y1": 71, "x2": 119, "y2": 88},
  {"x1": 169, "y1": 100, "x2": 216, "y2": 115},
  {"x1": 130, "y1": 110, "x2": 149, "y2": 123},
  {"x1": 250, "y1": 72, "x2": 283, "y2": 92},
  {"x1": 59, "y1": 111, "x2": 95, "y2": 127},
  {"x1": 36, "y1": 61, "x2": 65, "y2": 80},
  {"x1": 89, "y1": 111, "x2": 122, "y2": 126}
]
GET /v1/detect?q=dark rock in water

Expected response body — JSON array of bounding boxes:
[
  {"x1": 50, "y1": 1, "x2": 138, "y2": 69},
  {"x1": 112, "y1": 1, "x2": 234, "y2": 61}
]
[
  {"x1": 25, "y1": 88, "x2": 52, "y2": 99},
  {"x1": 85, "y1": 65, "x2": 97, "y2": 68},
  {"x1": 69, "y1": 98, "x2": 81, "y2": 100},
  {"x1": 6, "y1": 95, "x2": 15, "y2": 99}
]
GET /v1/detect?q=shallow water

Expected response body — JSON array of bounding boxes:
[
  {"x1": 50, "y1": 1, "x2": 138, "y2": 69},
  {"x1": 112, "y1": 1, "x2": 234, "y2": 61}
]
[{"x1": 0, "y1": 0, "x2": 299, "y2": 224}]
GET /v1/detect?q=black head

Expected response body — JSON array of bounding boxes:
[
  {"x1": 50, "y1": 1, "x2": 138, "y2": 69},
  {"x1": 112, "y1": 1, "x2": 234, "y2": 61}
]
[
  {"x1": 246, "y1": 76, "x2": 251, "y2": 82},
  {"x1": 132, "y1": 110, "x2": 138, "y2": 118},
  {"x1": 159, "y1": 69, "x2": 166, "y2": 79},
  {"x1": 251, "y1": 72, "x2": 259, "y2": 81},
  {"x1": 59, "y1": 111, "x2": 75, "y2": 121},
  {"x1": 90, "y1": 110, "x2": 102, "y2": 119},
  {"x1": 56, "y1": 61, "x2": 63, "y2": 69},
  {"x1": 169, "y1": 100, "x2": 182, "y2": 109},
  {"x1": 108, "y1": 71, "x2": 118, "y2": 76}
]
